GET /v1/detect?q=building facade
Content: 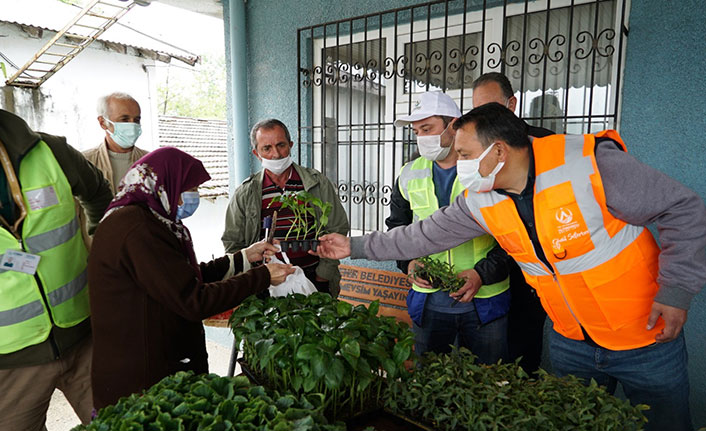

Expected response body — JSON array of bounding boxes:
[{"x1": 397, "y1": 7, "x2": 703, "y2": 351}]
[{"x1": 222, "y1": 0, "x2": 706, "y2": 423}]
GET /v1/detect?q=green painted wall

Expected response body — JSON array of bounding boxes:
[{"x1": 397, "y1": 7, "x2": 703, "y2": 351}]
[{"x1": 620, "y1": 0, "x2": 706, "y2": 424}]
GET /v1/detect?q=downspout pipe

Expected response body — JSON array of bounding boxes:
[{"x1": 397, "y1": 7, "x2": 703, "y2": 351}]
[{"x1": 224, "y1": 0, "x2": 250, "y2": 192}]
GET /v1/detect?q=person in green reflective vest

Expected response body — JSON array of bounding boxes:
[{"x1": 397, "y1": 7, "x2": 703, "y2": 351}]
[
  {"x1": 385, "y1": 92, "x2": 512, "y2": 363},
  {"x1": 0, "y1": 109, "x2": 112, "y2": 430}
]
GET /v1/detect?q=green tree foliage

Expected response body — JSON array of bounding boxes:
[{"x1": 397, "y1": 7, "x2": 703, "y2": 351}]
[{"x1": 158, "y1": 53, "x2": 226, "y2": 119}]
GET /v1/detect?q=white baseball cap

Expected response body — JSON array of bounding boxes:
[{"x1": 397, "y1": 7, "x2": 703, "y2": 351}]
[{"x1": 394, "y1": 91, "x2": 462, "y2": 127}]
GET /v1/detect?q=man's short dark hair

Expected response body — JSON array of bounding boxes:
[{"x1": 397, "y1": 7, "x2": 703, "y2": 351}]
[
  {"x1": 472, "y1": 72, "x2": 515, "y2": 100},
  {"x1": 438, "y1": 115, "x2": 455, "y2": 127},
  {"x1": 250, "y1": 118, "x2": 292, "y2": 151},
  {"x1": 453, "y1": 102, "x2": 530, "y2": 149}
]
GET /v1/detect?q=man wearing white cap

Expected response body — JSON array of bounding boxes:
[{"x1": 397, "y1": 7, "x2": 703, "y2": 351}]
[{"x1": 386, "y1": 91, "x2": 512, "y2": 362}]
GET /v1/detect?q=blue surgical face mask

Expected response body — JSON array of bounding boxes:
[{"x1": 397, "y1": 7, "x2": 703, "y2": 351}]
[
  {"x1": 176, "y1": 191, "x2": 200, "y2": 220},
  {"x1": 105, "y1": 119, "x2": 142, "y2": 149}
]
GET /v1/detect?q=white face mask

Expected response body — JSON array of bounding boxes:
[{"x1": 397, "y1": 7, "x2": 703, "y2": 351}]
[
  {"x1": 260, "y1": 155, "x2": 293, "y2": 175},
  {"x1": 457, "y1": 143, "x2": 505, "y2": 193},
  {"x1": 416, "y1": 123, "x2": 452, "y2": 161}
]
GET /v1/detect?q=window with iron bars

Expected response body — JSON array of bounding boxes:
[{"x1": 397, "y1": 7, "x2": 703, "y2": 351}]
[{"x1": 297, "y1": 0, "x2": 629, "y2": 234}]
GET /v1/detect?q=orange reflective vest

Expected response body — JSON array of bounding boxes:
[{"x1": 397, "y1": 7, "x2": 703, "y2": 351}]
[{"x1": 464, "y1": 130, "x2": 663, "y2": 350}]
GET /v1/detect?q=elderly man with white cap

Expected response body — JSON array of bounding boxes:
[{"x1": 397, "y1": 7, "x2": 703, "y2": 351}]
[{"x1": 385, "y1": 91, "x2": 513, "y2": 363}]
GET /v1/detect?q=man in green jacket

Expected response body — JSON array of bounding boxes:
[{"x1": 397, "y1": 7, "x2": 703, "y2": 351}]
[
  {"x1": 0, "y1": 109, "x2": 112, "y2": 429},
  {"x1": 222, "y1": 118, "x2": 349, "y2": 296}
]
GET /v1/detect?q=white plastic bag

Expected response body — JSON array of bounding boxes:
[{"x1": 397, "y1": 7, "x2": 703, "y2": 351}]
[{"x1": 267, "y1": 254, "x2": 317, "y2": 297}]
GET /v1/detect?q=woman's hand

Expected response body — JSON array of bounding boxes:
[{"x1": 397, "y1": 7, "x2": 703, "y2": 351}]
[
  {"x1": 244, "y1": 240, "x2": 279, "y2": 263},
  {"x1": 265, "y1": 263, "x2": 295, "y2": 285}
]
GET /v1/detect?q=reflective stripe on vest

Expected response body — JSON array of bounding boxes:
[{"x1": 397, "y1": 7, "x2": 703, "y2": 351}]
[
  {"x1": 0, "y1": 299, "x2": 45, "y2": 326},
  {"x1": 47, "y1": 270, "x2": 88, "y2": 307},
  {"x1": 398, "y1": 157, "x2": 509, "y2": 297},
  {"x1": 0, "y1": 140, "x2": 90, "y2": 354},
  {"x1": 24, "y1": 217, "x2": 80, "y2": 254},
  {"x1": 464, "y1": 131, "x2": 662, "y2": 350}
]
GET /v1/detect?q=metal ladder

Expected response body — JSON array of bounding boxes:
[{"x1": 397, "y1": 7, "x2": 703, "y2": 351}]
[{"x1": 5, "y1": 0, "x2": 137, "y2": 88}]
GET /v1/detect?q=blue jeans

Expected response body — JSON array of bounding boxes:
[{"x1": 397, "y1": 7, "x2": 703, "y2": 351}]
[
  {"x1": 414, "y1": 305, "x2": 508, "y2": 364},
  {"x1": 549, "y1": 329, "x2": 693, "y2": 431}
]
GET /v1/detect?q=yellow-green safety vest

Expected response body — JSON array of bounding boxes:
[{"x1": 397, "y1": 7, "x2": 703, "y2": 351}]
[
  {"x1": 0, "y1": 140, "x2": 90, "y2": 354},
  {"x1": 398, "y1": 157, "x2": 509, "y2": 297}
]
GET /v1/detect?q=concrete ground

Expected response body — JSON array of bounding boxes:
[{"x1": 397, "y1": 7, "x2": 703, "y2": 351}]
[{"x1": 46, "y1": 338, "x2": 238, "y2": 431}]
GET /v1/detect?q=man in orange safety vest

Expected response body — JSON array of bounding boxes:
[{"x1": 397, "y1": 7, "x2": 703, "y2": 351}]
[{"x1": 314, "y1": 103, "x2": 706, "y2": 431}]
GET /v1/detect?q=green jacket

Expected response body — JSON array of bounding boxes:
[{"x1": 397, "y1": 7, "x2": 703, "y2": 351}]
[
  {"x1": 0, "y1": 109, "x2": 112, "y2": 368},
  {"x1": 222, "y1": 163, "x2": 350, "y2": 296}
]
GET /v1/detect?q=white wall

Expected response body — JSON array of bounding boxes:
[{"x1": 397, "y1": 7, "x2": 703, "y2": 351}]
[
  {"x1": 182, "y1": 196, "x2": 229, "y2": 263},
  {"x1": 0, "y1": 22, "x2": 160, "y2": 152},
  {"x1": 1, "y1": 22, "x2": 230, "y2": 263}
]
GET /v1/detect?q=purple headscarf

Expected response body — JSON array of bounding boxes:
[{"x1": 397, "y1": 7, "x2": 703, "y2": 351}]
[{"x1": 104, "y1": 147, "x2": 210, "y2": 276}]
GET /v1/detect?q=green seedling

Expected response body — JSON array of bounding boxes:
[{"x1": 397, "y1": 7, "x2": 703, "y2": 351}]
[
  {"x1": 230, "y1": 293, "x2": 415, "y2": 421},
  {"x1": 410, "y1": 256, "x2": 465, "y2": 293},
  {"x1": 269, "y1": 191, "x2": 333, "y2": 243},
  {"x1": 385, "y1": 347, "x2": 648, "y2": 431},
  {"x1": 74, "y1": 371, "x2": 345, "y2": 431}
]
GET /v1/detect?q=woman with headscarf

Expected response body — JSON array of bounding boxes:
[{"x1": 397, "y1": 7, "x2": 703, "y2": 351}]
[{"x1": 87, "y1": 147, "x2": 294, "y2": 409}]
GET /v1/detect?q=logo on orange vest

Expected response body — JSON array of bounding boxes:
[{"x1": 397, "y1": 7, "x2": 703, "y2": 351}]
[
  {"x1": 555, "y1": 208, "x2": 573, "y2": 224},
  {"x1": 552, "y1": 229, "x2": 590, "y2": 252},
  {"x1": 555, "y1": 207, "x2": 582, "y2": 235}
]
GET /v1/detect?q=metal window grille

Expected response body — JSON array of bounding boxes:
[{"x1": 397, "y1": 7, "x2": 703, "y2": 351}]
[{"x1": 297, "y1": 0, "x2": 628, "y2": 234}]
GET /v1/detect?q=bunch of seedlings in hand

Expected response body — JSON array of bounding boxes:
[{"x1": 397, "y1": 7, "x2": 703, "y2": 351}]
[
  {"x1": 268, "y1": 191, "x2": 332, "y2": 253},
  {"x1": 410, "y1": 256, "x2": 466, "y2": 293}
]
